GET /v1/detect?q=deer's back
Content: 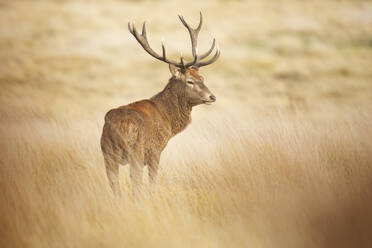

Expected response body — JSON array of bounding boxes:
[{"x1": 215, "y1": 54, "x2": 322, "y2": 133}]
[{"x1": 101, "y1": 100, "x2": 171, "y2": 164}]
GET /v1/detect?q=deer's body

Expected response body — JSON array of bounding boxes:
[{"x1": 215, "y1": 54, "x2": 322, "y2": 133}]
[
  {"x1": 101, "y1": 13, "x2": 220, "y2": 195},
  {"x1": 101, "y1": 77, "x2": 192, "y2": 194}
]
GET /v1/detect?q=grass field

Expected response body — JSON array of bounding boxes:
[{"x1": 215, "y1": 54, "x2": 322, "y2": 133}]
[{"x1": 1, "y1": 0, "x2": 372, "y2": 247}]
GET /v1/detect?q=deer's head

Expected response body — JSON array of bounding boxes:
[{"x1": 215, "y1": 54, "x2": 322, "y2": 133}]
[{"x1": 128, "y1": 12, "x2": 220, "y2": 106}]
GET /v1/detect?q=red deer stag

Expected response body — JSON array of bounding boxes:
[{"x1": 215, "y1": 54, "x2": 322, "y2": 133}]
[{"x1": 101, "y1": 13, "x2": 220, "y2": 195}]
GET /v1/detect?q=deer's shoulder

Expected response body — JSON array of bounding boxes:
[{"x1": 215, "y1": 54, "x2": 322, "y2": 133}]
[
  {"x1": 105, "y1": 99, "x2": 161, "y2": 122},
  {"x1": 125, "y1": 99, "x2": 160, "y2": 118}
]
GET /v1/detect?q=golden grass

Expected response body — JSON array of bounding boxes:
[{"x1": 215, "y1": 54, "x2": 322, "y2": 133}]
[
  {"x1": 1, "y1": 0, "x2": 372, "y2": 118},
  {"x1": 1, "y1": 0, "x2": 372, "y2": 247},
  {"x1": 1, "y1": 111, "x2": 372, "y2": 247}
]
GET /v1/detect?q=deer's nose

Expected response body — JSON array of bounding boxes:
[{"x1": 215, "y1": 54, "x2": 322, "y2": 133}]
[{"x1": 209, "y1": 95, "x2": 216, "y2": 102}]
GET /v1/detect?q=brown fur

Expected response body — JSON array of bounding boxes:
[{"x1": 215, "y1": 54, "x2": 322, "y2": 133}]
[
  {"x1": 188, "y1": 68, "x2": 202, "y2": 79},
  {"x1": 101, "y1": 67, "x2": 215, "y2": 195}
]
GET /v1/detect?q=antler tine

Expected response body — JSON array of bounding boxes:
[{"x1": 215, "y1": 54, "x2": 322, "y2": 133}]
[
  {"x1": 178, "y1": 12, "x2": 202, "y2": 59},
  {"x1": 196, "y1": 45, "x2": 220, "y2": 68},
  {"x1": 185, "y1": 48, "x2": 198, "y2": 67},
  {"x1": 161, "y1": 42, "x2": 166, "y2": 58},
  {"x1": 197, "y1": 11, "x2": 203, "y2": 31},
  {"x1": 178, "y1": 12, "x2": 220, "y2": 68},
  {"x1": 180, "y1": 51, "x2": 185, "y2": 68},
  {"x1": 128, "y1": 21, "x2": 183, "y2": 68},
  {"x1": 198, "y1": 38, "x2": 216, "y2": 60},
  {"x1": 128, "y1": 13, "x2": 220, "y2": 69},
  {"x1": 141, "y1": 21, "x2": 147, "y2": 37},
  {"x1": 128, "y1": 22, "x2": 133, "y2": 34}
]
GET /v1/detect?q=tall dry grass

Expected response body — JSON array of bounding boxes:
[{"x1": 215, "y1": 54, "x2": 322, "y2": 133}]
[
  {"x1": 1, "y1": 110, "x2": 372, "y2": 248},
  {"x1": 1, "y1": 0, "x2": 372, "y2": 247}
]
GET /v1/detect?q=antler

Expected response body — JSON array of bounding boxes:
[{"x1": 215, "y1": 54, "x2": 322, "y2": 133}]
[
  {"x1": 128, "y1": 21, "x2": 186, "y2": 68},
  {"x1": 128, "y1": 12, "x2": 220, "y2": 69},
  {"x1": 178, "y1": 12, "x2": 220, "y2": 68}
]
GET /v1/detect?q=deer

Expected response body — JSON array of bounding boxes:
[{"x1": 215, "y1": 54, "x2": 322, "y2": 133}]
[{"x1": 100, "y1": 12, "x2": 220, "y2": 195}]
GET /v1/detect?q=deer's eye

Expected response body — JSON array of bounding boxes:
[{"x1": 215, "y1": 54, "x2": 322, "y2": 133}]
[{"x1": 186, "y1": 80, "x2": 194, "y2": 86}]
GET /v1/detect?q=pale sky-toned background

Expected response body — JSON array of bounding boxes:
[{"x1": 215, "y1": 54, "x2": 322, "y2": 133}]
[{"x1": 1, "y1": 0, "x2": 372, "y2": 123}]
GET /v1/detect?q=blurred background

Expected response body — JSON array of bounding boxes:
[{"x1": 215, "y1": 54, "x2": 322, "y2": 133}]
[
  {"x1": 1, "y1": 1, "x2": 372, "y2": 248},
  {"x1": 1, "y1": 0, "x2": 371, "y2": 122}
]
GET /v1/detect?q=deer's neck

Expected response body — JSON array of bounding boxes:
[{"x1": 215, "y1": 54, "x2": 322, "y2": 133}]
[{"x1": 151, "y1": 79, "x2": 192, "y2": 136}]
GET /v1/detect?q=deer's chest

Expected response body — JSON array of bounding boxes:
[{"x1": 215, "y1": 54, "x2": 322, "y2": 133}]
[{"x1": 144, "y1": 120, "x2": 172, "y2": 152}]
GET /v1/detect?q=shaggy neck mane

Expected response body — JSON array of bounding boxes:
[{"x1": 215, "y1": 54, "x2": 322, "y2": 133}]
[{"x1": 151, "y1": 77, "x2": 192, "y2": 136}]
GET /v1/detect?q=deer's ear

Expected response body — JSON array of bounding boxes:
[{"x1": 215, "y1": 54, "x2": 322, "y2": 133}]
[{"x1": 169, "y1": 64, "x2": 182, "y2": 79}]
